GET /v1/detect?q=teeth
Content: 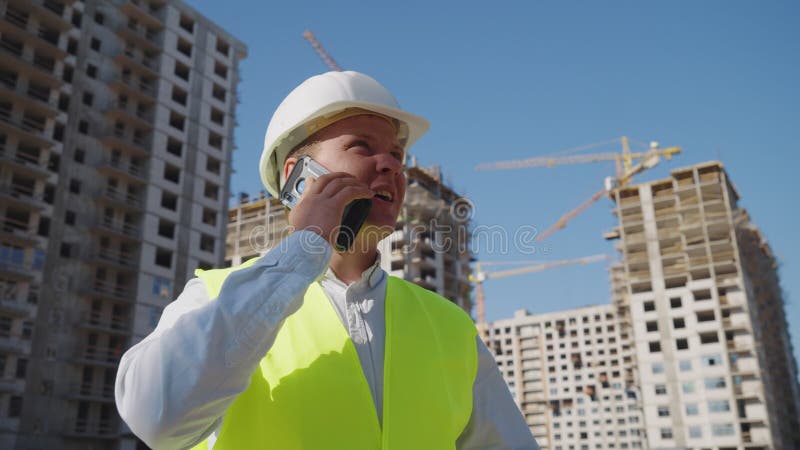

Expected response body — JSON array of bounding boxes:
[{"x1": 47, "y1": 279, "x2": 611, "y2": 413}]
[{"x1": 374, "y1": 190, "x2": 393, "y2": 201}]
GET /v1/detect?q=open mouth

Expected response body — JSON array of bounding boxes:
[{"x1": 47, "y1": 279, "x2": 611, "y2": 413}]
[{"x1": 373, "y1": 190, "x2": 393, "y2": 202}]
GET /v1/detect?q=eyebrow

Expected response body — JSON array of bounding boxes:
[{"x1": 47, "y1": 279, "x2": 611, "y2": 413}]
[{"x1": 354, "y1": 133, "x2": 403, "y2": 152}]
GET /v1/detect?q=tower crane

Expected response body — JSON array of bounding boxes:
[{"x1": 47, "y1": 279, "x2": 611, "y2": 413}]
[
  {"x1": 475, "y1": 137, "x2": 680, "y2": 241},
  {"x1": 470, "y1": 254, "x2": 613, "y2": 324},
  {"x1": 302, "y1": 30, "x2": 343, "y2": 71}
]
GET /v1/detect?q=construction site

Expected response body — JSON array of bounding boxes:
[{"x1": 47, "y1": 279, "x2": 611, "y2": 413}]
[{"x1": 0, "y1": 1, "x2": 798, "y2": 450}]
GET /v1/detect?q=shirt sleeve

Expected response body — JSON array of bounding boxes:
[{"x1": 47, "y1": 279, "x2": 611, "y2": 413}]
[
  {"x1": 115, "y1": 230, "x2": 332, "y2": 450},
  {"x1": 457, "y1": 336, "x2": 541, "y2": 450}
]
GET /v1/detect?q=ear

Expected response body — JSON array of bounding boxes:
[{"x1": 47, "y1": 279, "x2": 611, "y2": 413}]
[{"x1": 283, "y1": 156, "x2": 298, "y2": 182}]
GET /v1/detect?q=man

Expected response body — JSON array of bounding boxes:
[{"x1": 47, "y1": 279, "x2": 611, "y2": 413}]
[{"x1": 116, "y1": 71, "x2": 539, "y2": 450}]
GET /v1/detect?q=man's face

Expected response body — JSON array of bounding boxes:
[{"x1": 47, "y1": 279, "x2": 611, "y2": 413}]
[{"x1": 285, "y1": 114, "x2": 406, "y2": 237}]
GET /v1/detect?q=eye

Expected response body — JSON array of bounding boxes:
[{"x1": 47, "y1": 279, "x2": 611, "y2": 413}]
[
  {"x1": 391, "y1": 150, "x2": 404, "y2": 161},
  {"x1": 348, "y1": 140, "x2": 370, "y2": 152}
]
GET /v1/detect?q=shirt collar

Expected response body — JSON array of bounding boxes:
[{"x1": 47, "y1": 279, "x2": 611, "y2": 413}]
[{"x1": 323, "y1": 251, "x2": 384, "y2": 290}]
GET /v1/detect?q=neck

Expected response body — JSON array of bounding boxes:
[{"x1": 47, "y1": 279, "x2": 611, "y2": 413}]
[{"x1": 327, "y1": 225, "x2": 388, "y2": 285}]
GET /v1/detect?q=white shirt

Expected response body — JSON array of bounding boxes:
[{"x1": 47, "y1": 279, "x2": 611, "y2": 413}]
[{"x1": 115, "y1": 231, "x2": 539, "y2": 450}]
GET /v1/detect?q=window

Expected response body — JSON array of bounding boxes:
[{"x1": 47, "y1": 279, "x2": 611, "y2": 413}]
[
  {"x1": 179, "y1": 14, "x2": 194, "y2": 33},
  {"x1": 673, "y1": 317, "x2": 685, "y2": 329},
  {"x1": 171, "y1": 86, "x2": 188, "y2": 106},
  {"x1": 689, "y1": 426, "x2": 702, "y2": 438},
  {"x1": 152, "y1": 277, "x2": 172, "y2": 298},
  {"x1": 654, "y1": 384, "x2": 667, "y2": 395},
  {"x1": 208, "y1": 132, "x2": 223, "y2": 150},
  {"x1": 163, "y1": 164, "x2": 181, "y2": 183},
  {"x1": 166, "y1": 138, "x2": 183, "y2": 156},
  {"x1": 700, "y1": 332, "x2": 719, "y2": 344},
  {"x1": 177, "y1": 38, "x2": 192, "y2": 57},
  {"x1": 210, "y1": 107, "x2": 224, "y2": 126},
  {"x1": 90, "y1": 37, "x2": 101, "y2": 51},
  {"x1": 204, "y1": 182, "x2": 219, "y2": 200},
  {"x1": 74, "y1": 148, "x2": 85, "y2": 163},
  {"x1": 646, "y1": 321, "x2": 658, "y2": 332},
  {"x1": 169, "y1": 112, "x2": 185, "y2": 131},
  {"x1": 679, "y1": 359, "x2": 692, "y2": 372},
  {"x1": 78, "y1": 120, "x2": 89, "y2": 134},
  {"x1": 659, "y1": 428, "x2": 672, "y2": 439},
  {"x1": 711, "y1": 423, "x2": 734, "y2": 437},
  {"x1": 154, "y1": 248, "x2": 172, "y2": 268},
  {"x1": 158, "y1": 219, "x2": 175, "y2": 239},
  {"x1": 200, "y1": 234, "x2": 215, "y2": 252},
  {"x1": 8, "y1": 396, "x2": 22, "y2": 417},
  {"x1": 174, "y1": 61, "x2": 190, "y2": 81},
  {"x1": 71, "y1": 11, "x2": 82, "y2": 28},
  {"x1": 212, "y1": 83, "x2": 226, "y2": 102},
  {"x1": 696, "y1": 310, "x2": 715, "y2": 322},
  {"x1": 682, "y1": 381, "x2": 695, "y2": 394},
  {"x1": 216, "y1": 37, "x2": 230, "y2": 56},
  {"x1": 657, "y1": 406, "x2": 669, "y2": 417},
  {"x1": 160, "y1": 191, "x2": 178, "y2": 211},
  {"x1": 685, "y1": 403, "x2": 699, "y2": 415},
  {"x1": 670, "y1": 297, "x2": 681, "y2": 308},
  {"x1": 651, "y1": 362, "x2": 664, "y2": 374},
  {"x1": 82, "y1": 91, "x2": 93, "y2": 106},
  {"x1": 94, "y1": 12, "x2": 105, "y2": 25},
  {"x1": 708, "y1": 400, "x2": 730, "y2": 412},
  {"x1": 214, "y1": 61, "x2": 228, "y2": 79},
  {"x1": 60, "y1": 242, "x2": 72, "y2": 258},
  {"x1": 676, "y1": 338, "x2": 688, "y2": 350},
  {"x1": 704, "y1": 377, "x2": 726, "y2": 390},
  {"x1": 15, "y1": 358, "x2": 27, "y2": 378},
  {"x1": 69, "y1": 179, "x2": 81, "y2": 194},
  {"x1": 86, "y1": 63, "x2": 98, "y2": 79},
  {"x1": 701, "y1": 354, "x2": 722, "y2": 367},
  {"x1": 67, "y1": 38, "x2": 78, "y2": 55},
  {"x1": 65, "y1": 210, "x2": 76, "y2": 225},
  {"x1": 649, "y1": 341, "x2": 661, "y2": 353},
  {"x1": 206, "y1": 156, "x2": 221, "y2": 175}
]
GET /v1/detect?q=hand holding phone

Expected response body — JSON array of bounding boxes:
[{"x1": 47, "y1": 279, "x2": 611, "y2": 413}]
[{"x1": 280, "y1": 156, "x2": 373, "y2": 252}]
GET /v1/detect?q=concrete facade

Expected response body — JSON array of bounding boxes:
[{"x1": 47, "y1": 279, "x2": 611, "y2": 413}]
[{"x1": 0, "y1": 1, "x2": 245, "y2": 448}]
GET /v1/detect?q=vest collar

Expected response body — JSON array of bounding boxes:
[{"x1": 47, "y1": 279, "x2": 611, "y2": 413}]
[{"x1": 322, "y1": 251, "x2": 384, "y2": 290}]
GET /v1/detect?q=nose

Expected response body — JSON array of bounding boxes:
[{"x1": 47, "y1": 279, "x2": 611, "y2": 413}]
[{"x1": 375, "y1": 153, "x2": 402, "y2": 174}]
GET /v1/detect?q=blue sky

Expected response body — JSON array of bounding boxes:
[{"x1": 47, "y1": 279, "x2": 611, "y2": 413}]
[{"x1": 186, "y1": 1, "x2": 800, "y2": 371}]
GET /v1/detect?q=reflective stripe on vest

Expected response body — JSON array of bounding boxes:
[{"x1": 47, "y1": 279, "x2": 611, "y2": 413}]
[{"x1": 190, "y1": 259, "x2": 478, "y2": 450}]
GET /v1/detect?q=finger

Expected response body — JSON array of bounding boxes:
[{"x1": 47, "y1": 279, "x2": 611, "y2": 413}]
[
  {"x1": 305, "y1": 172, "x2": 356, "y2": 195},
  {"x1": 330, "y1": 185, "x2": 375, "y2": 204},
  {"x1": 319, "y1": 177, "x2": 370, "y2": 198}
]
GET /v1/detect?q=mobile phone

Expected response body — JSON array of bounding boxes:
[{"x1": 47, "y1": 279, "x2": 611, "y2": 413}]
[{"x1": 280, "y1": 156, "x2": 372, "y2": 252}]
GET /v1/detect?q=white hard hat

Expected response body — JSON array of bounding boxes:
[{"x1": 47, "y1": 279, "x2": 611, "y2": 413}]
[{"x1": 259, "y1": 71, "x2": 430, "y2": 197}]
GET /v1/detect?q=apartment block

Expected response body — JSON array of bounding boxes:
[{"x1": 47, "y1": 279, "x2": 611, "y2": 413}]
[
  {"x1": 608, "y1": 161, "x2": 800, "y2": 449},
  {"x1": 0, "y1": 0, "x2": 245, "y2": 448},
  {"x1": 226, "y1": 163, "x2": 474, "y2": 312},
  {"x1": 484, "y1": 306, "x2": 646, "y2": 450}
]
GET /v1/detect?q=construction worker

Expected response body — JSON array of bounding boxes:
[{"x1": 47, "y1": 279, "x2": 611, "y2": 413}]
[{"x1": 115, "y1": 71, "x2": 539, "y2": 450}]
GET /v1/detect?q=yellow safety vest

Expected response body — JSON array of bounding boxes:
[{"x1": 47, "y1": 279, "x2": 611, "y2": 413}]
[{"x1": 190, "y1": 257, "x2": 478, "y2": 450}]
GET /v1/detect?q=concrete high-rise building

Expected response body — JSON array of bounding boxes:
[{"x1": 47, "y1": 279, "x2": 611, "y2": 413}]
[
  {"x1": 607, "y1": 160, "x2": 800, "y2": 449},
  {"x1": 0, "y1": 0, "x2": 245, "y2": 448},
  {"x1": 226, "y1": 163, "x2": 474, "y2": 312},
  {"x1": 483, "y1": 306, "x2": 647, "y2": 450}
]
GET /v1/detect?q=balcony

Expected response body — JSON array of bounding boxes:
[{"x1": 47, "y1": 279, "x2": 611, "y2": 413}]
[
  {"x1": 73, "y1": 344, "x2": 123, "y2": 368},
  {"x1": 0, "y1": 297, "x2": 35, "y2": 318},
  {"x1": 106, "y1": 72, "x2": 157, "y2": 103},
  {"x1": 0, "y1": 377, "x2": 25, "y2": 394},
  {"x1": 104, "y1": 100, "x2": 154, "y2": 130},
  {"x1": 79, "y1": 313, "x2": 132, "y2": 336},
  {"x1": 95, "y1": 158, "x2": 148, "y2": 185},
  {"x1": 0, "y1": 146, "x2": 51, "y2": 179},
  {"x1": 0, "y1": 255, "x2": 37, "y2": 281},
  {"x1": 0, "y1": 11, "x2": 67, "y2": 60},
  {"x1": 80, "y1": 279, "x2": 134, "y2": 304},
  {"x1": 62, "y1": 417, "x2": 117, "y2": 439},
  {"x1": 91, "y1": 216, "x2": 142, "y2": 242},
  {"x1": 0, "y1": 37, "x2": 62, "y2": 88},
  {"x1": 69, "y1": 381, "x2": 115, "y2": 403},
  {"x1": 413, "y1": 275, "x2": 437, "y2": 290},
  {"x1": 733, "y1": 384, "x2": 763, "y2": 400},
  {"x1": 100, "y1": 128, "x2": 151, "y2": 157},
  {"x1": 0, "y1": 334, "x2": 31, "y2": 354},
  {"x1": 96, "y1": 186, "x2": 145, "y2": 212},
  {"x1": 113, "y1": 48, "x2": 159, "y2": 78},
  {"x1": 0, "y1": 79, "x2": 58, "y2": 118},
  {"x1": 88, "y1": 246, "x2": 139, "y2": 272},
  {"x1": 120, "y1": 0, "x2": 166, "y2": 28},
  {"x1": 114, "y1": 19, "x2": 162, "y2": 53},
  {"x1": 0, "y1": 108, "x2": 54, "y2": 148},
  {"x1": 0, "y1": 182, "x2": 47, "y2": 211}
]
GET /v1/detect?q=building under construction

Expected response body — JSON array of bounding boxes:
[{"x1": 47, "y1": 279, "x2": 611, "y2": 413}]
[
  {"x1": 483, "y1": 161, "x2": 800, "y2": 450},
  {"x1": 0, "y1": 1, "x2": 245, "y2": 448},
  {"x1": 608, "y1": 161, "x2": 800, "y2": 449},
  {"x1": 226, "y1": 162, "x2": 474, "y2": 312}
]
